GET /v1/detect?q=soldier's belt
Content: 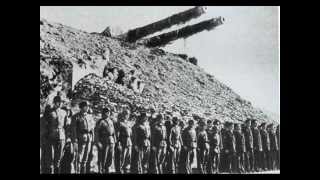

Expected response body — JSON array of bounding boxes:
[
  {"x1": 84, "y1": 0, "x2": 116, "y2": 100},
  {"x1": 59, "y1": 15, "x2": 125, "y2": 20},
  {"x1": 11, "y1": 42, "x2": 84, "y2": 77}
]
[{"x1": 80, "y1": 130, "x2": 93, "y2": 134}]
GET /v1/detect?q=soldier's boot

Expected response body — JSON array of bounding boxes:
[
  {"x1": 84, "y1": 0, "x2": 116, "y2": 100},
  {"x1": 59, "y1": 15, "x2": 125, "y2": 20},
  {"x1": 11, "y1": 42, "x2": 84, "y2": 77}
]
[{"x1": 80, "y1": 162, "x2": 87, "y2": 174}]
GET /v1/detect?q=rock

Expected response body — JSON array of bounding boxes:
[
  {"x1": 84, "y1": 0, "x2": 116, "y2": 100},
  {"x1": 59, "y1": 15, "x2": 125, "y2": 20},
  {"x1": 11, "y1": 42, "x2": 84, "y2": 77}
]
[
  {"x1": 40, "y1": 18, "x2": 276, "y2": 125},
  {"x1": 101, "y1": 27, "x2": 112, "y2": 37},
  {"x1": 188, "y1": 57, "x2": 198, "y2": 65}
]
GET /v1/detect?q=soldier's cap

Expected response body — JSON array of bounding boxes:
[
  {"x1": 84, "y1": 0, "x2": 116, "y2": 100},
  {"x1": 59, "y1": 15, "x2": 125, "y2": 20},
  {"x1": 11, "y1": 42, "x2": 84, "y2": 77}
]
[
  {"x1": 234, "y1": 123, "x2": 241, "y2": 128},
  {"x1": 188, "y1": 119, "x2": 195, "y2": 125},
  {"x1": 198, "y1": 119, "x2": 207, "y2": 126},
  {"x1": 165, "y1": 120, "x2": 172, "y2": 126},
  {"x1": 192, "y1": 114, "x2": 201, "y2": 120},
  {"x1": 140, "y1": 111, "x2": 147, "y2": 118},
  {"x1": 225, "y1": 121, "x2": 233, "y2": 127},
  {"x1": 267, "y1": 124, "x2": 274, "y2": 128},
  {"x1": 155, "y1": 113, "x2": 164, "y2": 121},
  {"x1": 53, "y1": 95, "x2": 62, "y2": 103},
  {"x1": 79, "y1": 101, "x2": 89, "y2": 108},
  {"x1": 213, "y1": 119, "x2": 221, "y2": 125},
  {"x1": 251, "y1": 119, "x2": 258, "y2": 123},
  {"x1": 172, "y1": 116, "x2": 180, "y2": 123},
  {"x1": 260, "y1": 122, "x2": 267, "y2": 126},
  {"x1": 102, "y1": 107, "x2": 110, "y2": 113}
]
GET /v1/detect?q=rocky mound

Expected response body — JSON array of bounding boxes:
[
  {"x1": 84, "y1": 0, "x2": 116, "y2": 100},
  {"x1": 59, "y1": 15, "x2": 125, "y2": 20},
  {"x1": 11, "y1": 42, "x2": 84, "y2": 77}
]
[{"x1": 40, "y1": 18, "x2": 277, "y2": 124}]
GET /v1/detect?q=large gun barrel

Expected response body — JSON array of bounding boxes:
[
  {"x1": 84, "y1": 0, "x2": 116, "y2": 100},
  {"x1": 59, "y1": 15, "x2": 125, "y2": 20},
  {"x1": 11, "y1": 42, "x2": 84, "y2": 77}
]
[
  {"x1": 125, "y1": 6, "x2": 207, "y2": 42},
  {"x1": 143, "y1": 17, "x2": 225, "y2": 48}
]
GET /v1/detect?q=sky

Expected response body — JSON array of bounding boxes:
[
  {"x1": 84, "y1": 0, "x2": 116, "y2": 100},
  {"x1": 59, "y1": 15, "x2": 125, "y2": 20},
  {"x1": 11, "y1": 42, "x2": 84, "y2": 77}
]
[{"x1": 40, "y1": 6, "x2": 280, "y2": 115}]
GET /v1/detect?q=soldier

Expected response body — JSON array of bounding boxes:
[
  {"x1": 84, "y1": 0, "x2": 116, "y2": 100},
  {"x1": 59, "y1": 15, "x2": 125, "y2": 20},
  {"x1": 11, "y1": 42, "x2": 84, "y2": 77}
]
[
  {"x1": 117, "y1": 109, "x2": 133, "y2": 174},
  {"x1": 222, "y1": 122, "x2": 236, "y2": 173},
  {"x1": 251, "y1": 119, "x2": 262, "y2": 172},
  {"x1": 43, "y1": 96, "x2": 68, "y2": 174},
  {"x1": 197, "y1": 119, "x2": 210, "y2": 174},
  {"x1": 233, "y1": 123, "x2": 246, "y2": 173},
  {"x1": 150, "y1": 114, "x2": 167, "y2": 174},
  {"x1": 276, "y1": 124, "x2": 280, "y2": 170},
  {"x1": 95, "y1": 107, "x2": 117, "y2": 173},
  {"x1": 260, "y1": 122, "x2": 270, "y2": 171},
  {"x1": 268, "y1": 124, "x2": 278, "y2": 170},
  {"x1": 71, "y1": 101, "x2": 95, "y2": 174},
  {"x1": 133, "y1": 111, "x2": 151, "y2": 174},
  {"x1": 168, "y1": 116, "x2": 183, "y2": 174},
  {"x1": 60, "y1": 140, "x2": 75, "y2": 173},
  {"x1": 207, "y1": 119, "x2": 222, "y2": 174},
  {"x1": 243, "y1": 119, "x2": 254, "y2": 172},
  {"x1": 219, "y1": 122, "x2": 227, "y2": 173},
  {"x1": 163, "y1": 115, "x2": 173, "y2": 173},
  {"x1": 181, "y1": 119, "x2": 197, "y2": 174}
]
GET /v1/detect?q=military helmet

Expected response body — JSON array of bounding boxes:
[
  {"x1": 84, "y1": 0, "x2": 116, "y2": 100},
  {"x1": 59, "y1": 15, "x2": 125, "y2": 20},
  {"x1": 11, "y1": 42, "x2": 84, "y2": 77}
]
[
  {"x1": 53, "y1": 95, "x2": 62, "y2": 103},
  {"x1": 79, "y1": 101, "x2": 89, "y2": 109}
]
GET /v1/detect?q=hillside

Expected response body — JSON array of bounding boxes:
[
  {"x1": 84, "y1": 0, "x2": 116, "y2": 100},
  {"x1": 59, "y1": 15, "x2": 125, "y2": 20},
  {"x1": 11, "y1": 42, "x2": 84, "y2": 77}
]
[{"x1": 40, "y1": 18, "x2": 278, "y2": 124}]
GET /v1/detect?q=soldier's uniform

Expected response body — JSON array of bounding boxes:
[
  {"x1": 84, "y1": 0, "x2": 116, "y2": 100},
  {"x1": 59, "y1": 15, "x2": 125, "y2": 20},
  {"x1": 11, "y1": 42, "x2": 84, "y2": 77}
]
[
  {"x1": 44, "y1": 101, "x2": 68, "y2": 174},
  {"x1": 207, "y1": 123, "x2": 222, "y2": 174},
  {"x1": 222, "y1": 122, "x2": 236, "y2": 173},
  {"x1": 150, "y1": 116, "x2": 167, "y2": 174},
  {"x1": 260, "y1": 123, "x2": 270, "y2": 171},
  {"x1": 181, "y1": 120, "x2": 197, "y2": 174},
  {"x1": 133, "y1": 114, "x2": 151, "y2": 174},
  {"x1": 71, "y1": 109, "x2": 95, "y2": 174},
  {"x1": 268, "y1": 125, "x2": 278, "y2": 170},
  {"x1": 168, "y1": 118, "x2": 183, "y2": 174},
  {"x1": 251, "y1": 121, "x2": 263, "y2": 172},
  {"x1": 117, "y1": 120, "x2": 133, "y2": 173},
  {"x1": 197, "y1": 122, "x2": 209, "y2": 174},
  {"x1": 95, "y1": 116, "x2": 116, "y2": 173},
  {"x1": 234, "y1": 125, "x2": 246, "y2": 173},
  {"x1": 276, "y1": 125, "x2": 280, "y2": 169},
  {"x1": 243, "y1": 121, "x2": 254, "y2": 172}
]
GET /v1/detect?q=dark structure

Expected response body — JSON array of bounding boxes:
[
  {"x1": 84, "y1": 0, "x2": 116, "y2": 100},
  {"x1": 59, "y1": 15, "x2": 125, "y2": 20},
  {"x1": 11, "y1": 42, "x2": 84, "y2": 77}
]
[
  {"x1": 144, "y1": 17, "x2": 225, "y2": 48},
  {"x1": 125, "y1": 6, "x2": 207, "y2": 42}
]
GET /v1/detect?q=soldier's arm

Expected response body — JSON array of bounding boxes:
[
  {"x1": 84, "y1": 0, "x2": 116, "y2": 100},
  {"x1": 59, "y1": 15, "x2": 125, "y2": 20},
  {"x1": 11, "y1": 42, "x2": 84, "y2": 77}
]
[
  {"x1": 219, "y1": 132, "x2": 224, "y2": 150},
  {"x1": 94, "y1": 120, "x2": 100, "y2": 144},
  {"x1": 64, "y1": 111, "x2": 71, "y2": 140},
  {"x1": 132, "y1": 125, "x2": 137, "y2": 146},
  {"x1": 168, "y1": 128, "x2": 173, "y2": 147},
  {"x1": 70, "y1": 115, "x2": 78, "y2": 143},
  {"x1": 274, "y1": 135, "x2": 279, "y2": 150},
  {"x1": 113, "y1": 121, "x2": 117, "y2": 143}
]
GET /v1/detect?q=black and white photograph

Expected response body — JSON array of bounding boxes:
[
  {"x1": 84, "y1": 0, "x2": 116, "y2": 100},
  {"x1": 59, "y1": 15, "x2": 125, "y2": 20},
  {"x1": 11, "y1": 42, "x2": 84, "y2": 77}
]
[{"x1": 40, "y1": 6, "x2": 280, "y2": 174}]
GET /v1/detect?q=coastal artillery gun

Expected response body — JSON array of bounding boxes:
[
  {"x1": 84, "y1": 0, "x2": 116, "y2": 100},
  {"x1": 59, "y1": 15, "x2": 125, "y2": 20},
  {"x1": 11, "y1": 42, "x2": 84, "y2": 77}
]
[
  {"x1": 119, "y1": 6, "x2": 224, "y2": 48},
  {"x1": 143, "y1": 16, "x2": 225, "y2": 47},
  {"x1": 123, "y1": 6, "x2": 207, "y2": 42}
]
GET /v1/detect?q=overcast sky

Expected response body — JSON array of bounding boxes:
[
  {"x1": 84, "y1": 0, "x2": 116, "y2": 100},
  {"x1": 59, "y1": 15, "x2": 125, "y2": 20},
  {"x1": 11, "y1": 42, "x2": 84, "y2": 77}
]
[{"x1": 40, "y1": 6, "x2": 280, "y2": 115}]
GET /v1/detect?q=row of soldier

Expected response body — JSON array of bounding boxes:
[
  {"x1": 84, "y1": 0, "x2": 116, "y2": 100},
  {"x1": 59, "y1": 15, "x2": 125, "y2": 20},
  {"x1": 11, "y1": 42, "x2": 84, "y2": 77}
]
[{"x1": 40, "y1": 95, "x2": 279, "y2": 174}]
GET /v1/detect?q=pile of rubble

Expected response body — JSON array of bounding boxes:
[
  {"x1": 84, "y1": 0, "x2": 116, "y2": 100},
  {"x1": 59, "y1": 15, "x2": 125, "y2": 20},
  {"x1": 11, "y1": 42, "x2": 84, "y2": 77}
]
[{"x1": 40, "y1": 18, "x2": 278, "y2": 124}]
